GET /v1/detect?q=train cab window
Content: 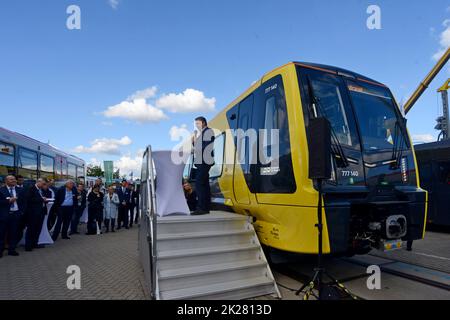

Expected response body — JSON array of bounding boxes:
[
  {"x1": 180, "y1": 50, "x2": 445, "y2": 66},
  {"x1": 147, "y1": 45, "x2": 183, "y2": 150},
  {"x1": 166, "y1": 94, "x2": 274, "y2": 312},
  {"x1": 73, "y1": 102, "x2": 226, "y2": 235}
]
[
  {"x1": 0, "y1": 142, "x2": 15, "y2": 184},
  {"x1": 18, "y1": 148, "x2": 38, "y2": 182},
  {"x1": 40, "y1": 154, "x2": 55, "y2": 179},
  {"x1": 257, "y1": 76, "x2": 296, "y2": 194},
  {"x1": 68, "y1": 163, "x2": 77, "y2": 180},
  {"x1": 209, "y1": 133, "x2": 225, "y2": 179}
]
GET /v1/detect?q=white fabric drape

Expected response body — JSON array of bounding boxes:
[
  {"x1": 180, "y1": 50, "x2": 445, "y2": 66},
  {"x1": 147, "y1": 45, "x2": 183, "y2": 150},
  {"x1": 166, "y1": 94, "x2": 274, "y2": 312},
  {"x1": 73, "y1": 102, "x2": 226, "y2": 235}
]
[{"x1": 152, "y1": 150, "x2": 190, "y2": 217}]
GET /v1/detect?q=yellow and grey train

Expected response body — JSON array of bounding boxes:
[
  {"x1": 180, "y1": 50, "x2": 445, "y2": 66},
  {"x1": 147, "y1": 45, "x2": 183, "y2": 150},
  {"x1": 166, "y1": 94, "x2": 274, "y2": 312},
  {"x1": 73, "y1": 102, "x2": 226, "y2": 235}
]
[{"x1": 186, "y1": 62, "x2": 428, "y2": 256}]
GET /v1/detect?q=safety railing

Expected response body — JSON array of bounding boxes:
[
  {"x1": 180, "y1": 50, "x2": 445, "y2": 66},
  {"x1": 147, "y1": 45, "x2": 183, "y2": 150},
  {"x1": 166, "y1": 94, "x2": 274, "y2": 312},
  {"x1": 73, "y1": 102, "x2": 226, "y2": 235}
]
[{"x1": 138, "y1": 145, "x2": 159, "y2": 300}]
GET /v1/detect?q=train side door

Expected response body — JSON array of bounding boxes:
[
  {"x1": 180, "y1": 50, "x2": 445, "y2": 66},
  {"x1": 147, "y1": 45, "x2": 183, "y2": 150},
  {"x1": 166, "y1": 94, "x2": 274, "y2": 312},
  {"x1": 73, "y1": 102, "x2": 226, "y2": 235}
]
[{"x1": 233, "y1": 94, "x2": 254, "y2": 205}]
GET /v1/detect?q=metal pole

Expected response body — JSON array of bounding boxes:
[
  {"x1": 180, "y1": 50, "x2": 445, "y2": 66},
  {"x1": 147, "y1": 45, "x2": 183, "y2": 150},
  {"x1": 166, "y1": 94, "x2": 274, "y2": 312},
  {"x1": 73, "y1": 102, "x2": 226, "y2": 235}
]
[{"x1": 442, "y1": 90, "x2": 449, "y2": 140}]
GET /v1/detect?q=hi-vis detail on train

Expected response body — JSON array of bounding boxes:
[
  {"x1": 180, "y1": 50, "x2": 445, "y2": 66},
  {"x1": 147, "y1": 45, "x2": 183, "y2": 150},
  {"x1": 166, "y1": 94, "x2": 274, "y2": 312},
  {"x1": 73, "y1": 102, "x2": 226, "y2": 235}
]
[{"x1": 185, "y1": 62, "x2": 428, "y2": 256}]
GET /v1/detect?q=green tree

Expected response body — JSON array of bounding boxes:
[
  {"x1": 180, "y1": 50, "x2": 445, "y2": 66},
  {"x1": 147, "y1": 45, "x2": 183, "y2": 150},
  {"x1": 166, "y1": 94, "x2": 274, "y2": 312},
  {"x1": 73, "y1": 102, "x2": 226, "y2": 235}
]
[
  {"x1": 87, "y1": 165, "x2": 104, "y2": 177},
  {"x1": 113, "y1": 169, "x2": 120, "y2": 179}
]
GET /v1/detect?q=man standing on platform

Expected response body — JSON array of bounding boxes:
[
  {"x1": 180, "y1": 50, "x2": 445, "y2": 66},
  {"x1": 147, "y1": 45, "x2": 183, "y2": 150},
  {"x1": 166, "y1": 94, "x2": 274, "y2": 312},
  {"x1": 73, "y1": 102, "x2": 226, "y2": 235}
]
[
  {"x1": 192, "y1": 116, "x2": 215, "y2": 215},
  {"x1": 116, "y1": 180, "x2": 130, "y2": 229},
  {"x1": 0, "y1": 175, "x2": 25, "y2": 257},
  {"x1": 52, "y1": 180, "x2": 78, "y2": 241},
  {"x1": 24, "y1": 178, "x2": 47, "y2": 251}
]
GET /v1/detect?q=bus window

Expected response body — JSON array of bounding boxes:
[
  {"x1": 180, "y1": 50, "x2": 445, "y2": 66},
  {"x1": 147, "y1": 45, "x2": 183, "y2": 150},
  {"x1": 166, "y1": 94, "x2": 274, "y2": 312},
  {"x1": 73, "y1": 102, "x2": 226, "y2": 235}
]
[
  {"x1": 18, "y1": 148, "x2": 38, "y2": 183},
  {"x1": 55, "y1": 155, "x2": 68, "y2": 181},
  {"x1": 76, "y1": 166, "x2": 85, "y2": 182},
  {"x1": 68, "y1": 163, "x2": 77, "y2": 180},
  {"x1": 0, "y1": 142, "x2": 15, "y2": 184},
  {"x1": 40, "y1": 154, "x2": 55, "y2": 180}
]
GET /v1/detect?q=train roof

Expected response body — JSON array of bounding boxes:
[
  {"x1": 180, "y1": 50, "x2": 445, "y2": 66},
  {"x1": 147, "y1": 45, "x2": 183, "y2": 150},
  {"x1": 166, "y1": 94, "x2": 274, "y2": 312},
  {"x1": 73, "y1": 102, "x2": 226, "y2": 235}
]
[
  {"x1": 293, "y1": 61, "x2": 386, "y2": 87},
  {"x1": 414, "y1": 140, "x2": 450, "y2": 161},
  {"x1": 0, "y1": 127, "x2": 85, "y2": 165}
]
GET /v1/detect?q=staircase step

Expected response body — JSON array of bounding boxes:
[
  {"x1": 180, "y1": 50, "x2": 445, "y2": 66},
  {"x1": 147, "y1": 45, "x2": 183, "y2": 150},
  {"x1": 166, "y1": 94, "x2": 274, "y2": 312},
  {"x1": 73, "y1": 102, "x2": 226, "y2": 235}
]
[
  {"x1": 158, "y1": 229, "x2": 252, "y2": 241},
  {"x1": 157, "y1": 244, "x2": 262, "y2": 270},
  {"x1": 158, "y1": 243, "x2": 260, "y2": 259},
  {"x1": 159, "y1": 260, "x2": 266, "y2": 279},
  {"x1": 160, "y1": 276, "x2": 275, "y2": 300},
  {"x1": 157, "y1": 219, "x2": 249, "y2": 235}
]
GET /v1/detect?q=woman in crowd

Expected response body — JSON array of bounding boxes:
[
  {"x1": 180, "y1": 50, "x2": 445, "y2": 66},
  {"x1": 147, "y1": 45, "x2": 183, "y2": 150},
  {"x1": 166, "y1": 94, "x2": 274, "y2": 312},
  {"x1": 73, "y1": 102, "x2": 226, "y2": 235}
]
[
  {"x1": 87, "y1": 185, "x2": 104, "y2": 235},
  {"x1": 103, "y1": 186, "x2": 119, "y2": 233},
  {"x1": 183, "y1": 180, "x2": 197, "y2": 212}
]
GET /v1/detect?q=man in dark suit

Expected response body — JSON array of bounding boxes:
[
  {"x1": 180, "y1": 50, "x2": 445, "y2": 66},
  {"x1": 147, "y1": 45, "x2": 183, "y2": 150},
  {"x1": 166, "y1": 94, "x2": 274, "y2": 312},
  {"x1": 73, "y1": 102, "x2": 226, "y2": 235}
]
[
  {"x1": 52, "y1": 180, "x2": 78, "y2": 241},
  {"x1": 70, "y1": 183, "x2": 87, "y2": 235},
  {"x1": 24, "y1": 178, "x2": 47, "y2": 251},
  {"x1": 192, "y1": 116, "x2": 215, "y2": 215},
  {"x1": 0, "y1": 175, "x2": 25, "y2": 257},
  {"x1": 127, "y1": 184, "x2": 137, "y2": 228},
  {"x1": 116, "y1": 180, "x2": 130, "y2": 229}
]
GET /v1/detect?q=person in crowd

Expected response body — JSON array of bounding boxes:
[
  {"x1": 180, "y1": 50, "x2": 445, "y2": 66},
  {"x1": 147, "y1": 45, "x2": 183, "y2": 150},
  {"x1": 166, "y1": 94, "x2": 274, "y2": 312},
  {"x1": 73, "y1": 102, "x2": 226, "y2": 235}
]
[
  {"x1": 103, "y1": 186, "x2": 119, "y2": 233},
  {"x1": 116, "y1": 180, "x2": 130, "y2": 230},
  {"x1": 70, "y1": 183, "x2": 87, "y2": 235},
  {"x1": 134, "y1": 185, "x2": 140, "y2": 225},
  {"x1": 24, "y1": 178, "x2": 48, "y2": 251},
  {"x1": 52, "y1": 180, "x2": 78, "y2": 241},
  {"x1": 127, "y1": 183, "x2": 137, "y2": 228},
  {"x1": 16, "y1": 175, "x2": 25, "y2": 188},
  {"x1": 183, "y1": 180, "x2": 198, "y2": 212},
  {"x1": 45, "y1": 179, "x2": 58, "y2": 231},
  {"x1": 191, "y1": 116, "x2": 215, "y2": 215},
  {"x1": 87, "y1": 185, "x2": 103, "y2": 235},
  {"x1": 0, "y1": 175, "x2": 25, "y2": 257}
]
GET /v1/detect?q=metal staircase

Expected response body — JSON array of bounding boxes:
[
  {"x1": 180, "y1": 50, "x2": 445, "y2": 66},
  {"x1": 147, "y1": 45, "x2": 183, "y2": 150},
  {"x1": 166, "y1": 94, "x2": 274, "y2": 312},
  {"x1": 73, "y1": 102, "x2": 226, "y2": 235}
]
[
  {"x1": 138, "y1": 146, "x2": 280, "y2": 300},
  {"x1": 156, "y1": 212, "x2": 280, "y2": 300}
]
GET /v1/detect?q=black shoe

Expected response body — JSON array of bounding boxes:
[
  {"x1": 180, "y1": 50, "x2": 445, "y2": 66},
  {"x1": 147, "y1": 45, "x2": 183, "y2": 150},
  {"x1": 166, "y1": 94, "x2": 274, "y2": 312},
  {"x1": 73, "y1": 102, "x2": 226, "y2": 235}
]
[
  {"x1": 35, "y1": 244, "x2": 45, "y2": 249},
  {"x1": 0, "y1": 252, "x2": 3, "y2": 258},
  {"x1": 25, "y1": 248, "x2": 33, "y2": 252},
  {"x1": 192, "y1": 210, "x2": 210, "y2": 215},
  {"x1": 112, "y1": 229, "x2": 115, "y2": 233},
  {"x1": 125, "y1": 227, "x2": 129, "y2": 230},
  {"x1": 62, "y1": 236, "x2": 71, "y2": 240},
  {"x1": 8, "y1": 251, "x2": 19, "y2": 256}
]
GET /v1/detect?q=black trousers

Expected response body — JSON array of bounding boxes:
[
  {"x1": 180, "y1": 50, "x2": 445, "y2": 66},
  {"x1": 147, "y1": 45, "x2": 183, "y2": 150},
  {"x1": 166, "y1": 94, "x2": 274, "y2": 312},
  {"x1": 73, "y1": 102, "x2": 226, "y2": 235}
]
[
  {"x1": 0, "y1": 212, "x2": 21, "y2": 253},
  {"x1": 87, "y1": 207, "x2": 99, "y2": 235},
  {"x1": 128, "y1": 205, "x2": 135, "y2": 227},
  {"x1": 25, "y1": 211, "x2": 45, "y2": 250},
  {"x1": 195, "y1": 164, "x2": 212, "y2": 211},
  {"x1": 70, "y1": 206, "x2": 85, "y2": 234},
  {"x1": 52, "y1": 206, "x2": 74, "y2": 240},
  {"x1": 118, "y1": 204, "x2": 128, "y2": 228}
]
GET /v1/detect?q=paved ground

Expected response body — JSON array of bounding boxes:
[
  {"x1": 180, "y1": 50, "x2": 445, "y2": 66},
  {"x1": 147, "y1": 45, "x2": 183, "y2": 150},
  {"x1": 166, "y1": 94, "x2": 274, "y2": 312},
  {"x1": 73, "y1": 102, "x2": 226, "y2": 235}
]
[{"x1": 0, "y1": 225, "x2": 147, "y2": 300}]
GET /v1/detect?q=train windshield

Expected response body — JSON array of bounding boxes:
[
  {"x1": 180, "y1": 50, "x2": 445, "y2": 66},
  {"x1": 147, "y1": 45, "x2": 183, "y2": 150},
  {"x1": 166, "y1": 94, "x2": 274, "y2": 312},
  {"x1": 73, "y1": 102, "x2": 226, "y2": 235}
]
[{"x1": 346, "y1": 80, "x2": 407, "y2": 152}]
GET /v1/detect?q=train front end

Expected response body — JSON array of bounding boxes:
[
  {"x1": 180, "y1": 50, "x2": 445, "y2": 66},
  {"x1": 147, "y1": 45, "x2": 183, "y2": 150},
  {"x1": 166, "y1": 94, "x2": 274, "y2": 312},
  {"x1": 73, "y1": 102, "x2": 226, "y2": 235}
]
[{"x1": 297, "y1": 63, "x2": 427, "y2": 255}]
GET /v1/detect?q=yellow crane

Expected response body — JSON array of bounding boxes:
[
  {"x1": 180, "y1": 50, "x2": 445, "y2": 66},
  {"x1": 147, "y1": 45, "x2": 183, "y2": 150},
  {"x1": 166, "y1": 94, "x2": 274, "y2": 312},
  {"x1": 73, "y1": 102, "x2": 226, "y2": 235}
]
[{"x1": 404, "y1": 47, "x2": 450, "y2": 114}]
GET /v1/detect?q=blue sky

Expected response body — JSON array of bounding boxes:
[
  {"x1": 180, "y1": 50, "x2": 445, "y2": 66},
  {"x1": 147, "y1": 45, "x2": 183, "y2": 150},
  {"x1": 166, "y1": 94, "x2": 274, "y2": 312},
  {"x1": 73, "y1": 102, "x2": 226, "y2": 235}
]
[{"x1": 0, "y1": 0, "x2": 449, "y2": 176}]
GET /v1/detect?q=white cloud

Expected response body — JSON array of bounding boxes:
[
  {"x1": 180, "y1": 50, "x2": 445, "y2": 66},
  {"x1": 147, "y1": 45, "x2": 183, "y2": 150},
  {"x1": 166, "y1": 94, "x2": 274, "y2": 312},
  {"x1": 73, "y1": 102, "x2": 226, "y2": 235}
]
[
  {"x1": 127, "y1": 86, "x2": 158, "y2": 101},
  {"x1": 103, "y1": 98, "x2": 168, "y2": 123},
  {"x1": 432, "y1": 19, "x2": 450, "y2": 61},
  {"x1": 88, "y1": 158, "x2": 102, "y2": 167},
  {"x1": 108, "y1": 0, "x2": 120, "y2": 9},
  {"x1": 114, "y1": 149, "x2": 145, "y2": 177},
  {"x1": 156, "y1": 89, "x2": 216, "y2": 113},
  {"x1": 412, "y1": 134, "x2": 435, "y2": 144},
  {"x1": 73, "y1": 136, "x2": 132, "y2": 155},
  {"x1": 169, "y1": 124, "x2": 191, "y2": 142}
]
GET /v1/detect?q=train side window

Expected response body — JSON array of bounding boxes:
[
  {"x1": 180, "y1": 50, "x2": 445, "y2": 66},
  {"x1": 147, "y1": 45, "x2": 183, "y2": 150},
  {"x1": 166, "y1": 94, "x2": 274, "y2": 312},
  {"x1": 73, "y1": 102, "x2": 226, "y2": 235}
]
[
  {"x1": 257, "y1": 76, "x2": 296, "y2": 194},
  {"x1": 210, "y1": 133, "x2": 225, "y2": 179},
  {"x1": 40, "y1": 154, "x2": 55, "y2": 180},
  {"x1": 438, "y1": 162, "x2": 450, "y2": 185},
  {"x1": 0, "y1": 142, "x2": 15, "y2": 184},
  {"x1": 18, "y1": 148, "x2": 38, "y2": 182}
]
